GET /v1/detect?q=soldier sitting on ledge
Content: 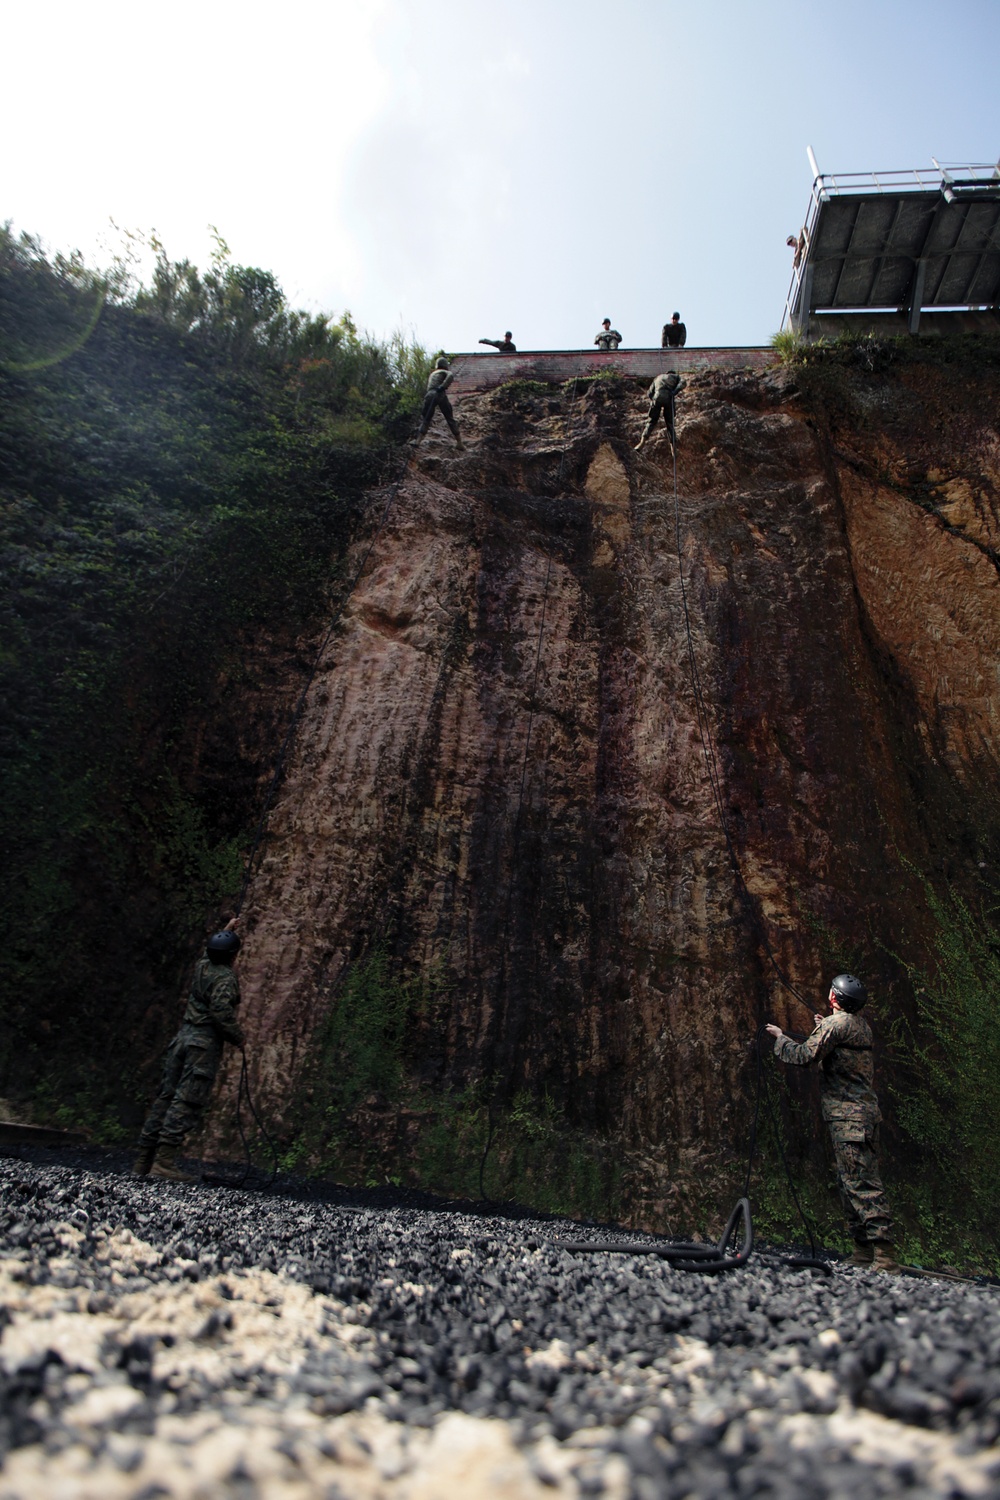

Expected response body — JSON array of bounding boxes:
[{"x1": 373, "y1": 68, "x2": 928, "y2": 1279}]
[{"x1": 594, "y1": 319, "x2": 622, "y2": 351}]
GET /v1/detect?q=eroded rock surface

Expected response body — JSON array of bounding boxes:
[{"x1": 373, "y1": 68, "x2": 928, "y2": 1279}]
[{"x1": 216, "y1": 363, "x2": 1000, "y2": 1213}]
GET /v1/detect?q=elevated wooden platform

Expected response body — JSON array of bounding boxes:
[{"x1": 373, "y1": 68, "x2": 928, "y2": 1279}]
[{"x1": 448, "y1": 347, "x2": 775, "y2": 394}]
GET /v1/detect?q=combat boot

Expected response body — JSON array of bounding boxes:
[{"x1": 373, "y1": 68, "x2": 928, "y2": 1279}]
[
  {"x1": 850, "y1": 1241, "x2": 874, "y2": 1267},
  {"x1": 149, "y1": 1145, "x2": 197, "y2": 1183},
  {"x1": 132, "y1": 1144, "x2": 156, "y2": 1176},
  {"x1": 872, "y1": 1241, "x2": 900, "y2": 1273}
]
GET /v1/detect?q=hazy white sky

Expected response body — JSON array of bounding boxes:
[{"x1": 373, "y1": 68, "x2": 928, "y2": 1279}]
[{"x1": 4, "y1": 0, "x2": 998, "y2": 350}]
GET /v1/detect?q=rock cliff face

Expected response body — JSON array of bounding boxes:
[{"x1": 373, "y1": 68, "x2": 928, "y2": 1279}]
[{"x1": 223, "y1": 354, "x2": 1000, "y2": 1212}]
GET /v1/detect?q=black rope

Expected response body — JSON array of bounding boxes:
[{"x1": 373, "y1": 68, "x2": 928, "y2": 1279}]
[
  {"x1": 235, "y1": 435, "x2": 418, "y2": 917},
  {"x1": 479, "y1": 549, "x2": 555, "y2": 1201},
  {"x1": 667, "y1": 429, "x2": 829, "y2": 1270},
  {"x1": 553, "y1": 1196, "x2": 753, "y2": 1276},
  {"x1": 750, "y1": 1024, "x2": 830, "y2": 1272},
  {"x1": 202, "y1": 1051, "x2": 281, "y2": 1190},
  {"x1": 203, "y1": 426, "x2": 420, "y2": 1191},
  {"x1": 669, "y1": 436, "x2": 813, "y2": 1019}
]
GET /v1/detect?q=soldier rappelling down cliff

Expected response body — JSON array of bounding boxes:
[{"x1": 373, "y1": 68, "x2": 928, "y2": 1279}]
[
  {"x1": 133, "y1": 920, "x2": 245, "y2": 1183},
  {"x1": 635, "y1": 371, "x2": 683, "y2": 450},
  {"x1": 767, "y1": 974, "x2": 898, "y2": 1272},
  {"x1": 417, "y1": 356, "x2": 464, "y2": 448}
]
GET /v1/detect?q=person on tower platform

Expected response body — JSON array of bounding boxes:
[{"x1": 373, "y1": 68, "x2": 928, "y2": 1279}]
[
  {"x1": 635, "y1": 370, "x2": 683, "y2": 450},
  {"x1": 417, "y1": 357, "x2": 464, "y2": 447},
  {"x1": 661, "y1": 312, "x2": 687, "y2": 348},
  {"x1": 479, "y1": 332, "x2": 516, "y2": 353},
  {"x1": 767, "y1": 974, "x2": 898, "y2": 1272},
  {"x1": 133, "y1": 918, "x2": 245, "y2": 1183}
]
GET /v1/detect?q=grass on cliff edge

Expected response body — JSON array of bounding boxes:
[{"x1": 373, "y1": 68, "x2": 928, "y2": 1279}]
[{"x1": 771, "y1": 325, "x2": 1000, "y2": 374}]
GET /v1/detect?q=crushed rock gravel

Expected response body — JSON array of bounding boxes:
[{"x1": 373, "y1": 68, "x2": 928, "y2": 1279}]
[{"x1": 1, "y1": 1155, "x2": 999, "y2": 1498}]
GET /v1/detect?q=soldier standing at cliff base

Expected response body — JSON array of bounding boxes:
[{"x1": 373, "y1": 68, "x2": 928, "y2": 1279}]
[
  {"x1": 767, "y1": 974, "x2": 898, "y2": 1271},
  {"x1": 635, "y1": 371, "x2": 683, "y2": 449},
  {"x1": 417, "y1": 357, "x2": 464, "y2": 447},
  {"x1": 134, "y1": 918, "x2": 245, "y2": 1183}
]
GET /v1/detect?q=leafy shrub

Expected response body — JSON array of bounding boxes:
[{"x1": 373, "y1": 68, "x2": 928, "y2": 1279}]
[
  {"x1": 0, "y1": 225, "x2": 430, "y2": 1114},
  {"x1": 894, "y1": 882, "x2": 1000, "y2": 1239}
]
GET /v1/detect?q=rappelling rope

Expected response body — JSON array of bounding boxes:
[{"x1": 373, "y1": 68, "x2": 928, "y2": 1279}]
[
  {"x1": 480, "y1": 376, "x2": 580, "y2": 1200},
  {"x1": 564, "y1": 401, "x2": 828, "y2": 1273},
  {"x1": 667, "y1": 422, "x2": 828, "y2": 1268},
  {"x1": 209, "y1": 420, "x2": 421, "y2": 1191},
  {"x1": 235, "y1": 434, "x2": 419, "y2": 918},
  {"x1": 203, "y1": 1050, "x2": 280, "y2": 1190},
  {"x1": 479, "y1": 549, "x2": 555, "y2": 1200},
  {"x1": 668, "y1": 436, "x2": 813, "y2": 1017}
]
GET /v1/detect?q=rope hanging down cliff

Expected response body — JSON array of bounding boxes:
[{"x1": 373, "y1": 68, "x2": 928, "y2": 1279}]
[
  {"x1": 210, "y1": 426, "x2": 420, "y2": 1190},
  {"x1": 667, "y1": 421, "x2": 829, "y2": 1269},
  {"x1": 235, "y1": 434, "x2": 419, "y2": 918},
  {"x1": 668, "y1": 436, "x2": 813, "y2": 1019},
  {"x1": 560, "y1": 393, "x2": 828, "y2": 1274}
]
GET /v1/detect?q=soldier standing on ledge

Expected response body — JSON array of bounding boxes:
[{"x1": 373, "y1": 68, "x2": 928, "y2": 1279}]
[
  {"x1": 662, "y1": 312, "x2": 687, "y2": 348},
  {"x1": 417, "y1": 357, "x2": 464, "y2": 447},
  {"x1": 479, "y1": 332, "x2": 516, "y2": 353},
  {"x1": 635, "y1": 370, "x2": 683, "y2": 450},
  {"x1": 594, "y1": 319, "x2": 622, "y2": 351},
  {"x1": 767, "y1": 974, "x2": 898, "y2": 1271},
  {"x1": 134, "y1": 918, "x2": 245, "y2": 1183}
]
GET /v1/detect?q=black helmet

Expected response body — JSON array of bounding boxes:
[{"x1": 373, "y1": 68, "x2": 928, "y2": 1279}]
[
  {"x1": 206, "y1": 929, "x2": 241, "y2": 962},
  {"x1": 831, "y1": 973, "x2": 867, "y2": 1011}
]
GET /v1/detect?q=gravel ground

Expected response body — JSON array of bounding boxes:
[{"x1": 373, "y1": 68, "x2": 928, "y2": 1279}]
[{"x1": 2, "y1": 1153, "x2": 1000, "y2": 1498}]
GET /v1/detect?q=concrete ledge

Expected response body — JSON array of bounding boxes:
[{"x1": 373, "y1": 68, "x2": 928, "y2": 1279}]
[{"x1": 448, "y1": 348, "x2": 777, "y2": 393}]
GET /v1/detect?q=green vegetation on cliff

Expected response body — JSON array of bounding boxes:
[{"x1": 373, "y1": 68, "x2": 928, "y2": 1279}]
[{"x1": 0, "y1": 226, "x2": 430, "y2": 1121}]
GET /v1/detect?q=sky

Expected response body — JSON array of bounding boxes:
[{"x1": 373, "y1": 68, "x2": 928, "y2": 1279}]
[{"x1": 3, "y1": 0, "x2": 998, "y2": 352}]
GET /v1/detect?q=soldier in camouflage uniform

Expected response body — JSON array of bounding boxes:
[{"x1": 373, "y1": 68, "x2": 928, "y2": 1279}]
[
  {"x1": 417, "y1": 357, "x2": 464, "y2": 447},
  {"x1": 479, "y1": 332, "x2": 517, "y2": 353},
  {"x1": 594, "y1": 319, "x2": 622, "y2": 352},
  {"x1": 767, "y1": 973, "x2": 898, "y2": 1271},
  {"x1": 661, "y1": 312, "x2": 687, "y2": 348},
  {"x1": 133, "y1": 920, "x2": 245, "y2": 1183},
  {"x1": 635, "y1": 370, "x2": 683, "y2": 450}
]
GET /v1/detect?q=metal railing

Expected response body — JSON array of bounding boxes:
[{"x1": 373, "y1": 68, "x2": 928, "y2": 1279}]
[{"x1": 780, "y1": 155, "x2": 1000, "y2": 331}]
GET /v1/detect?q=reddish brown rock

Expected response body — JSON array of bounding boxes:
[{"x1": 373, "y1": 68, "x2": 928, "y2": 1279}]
[{"x1": 212, "y1": 359, "x2": 1000, "y2": 1218}]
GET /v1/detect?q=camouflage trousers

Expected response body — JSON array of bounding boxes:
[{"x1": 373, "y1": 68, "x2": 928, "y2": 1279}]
[
  {"x1": 639, "y1": 399, "x2": 676, "y2": 447},
  {"x1": 418, "y1": 389, "x2": 461, "y2": 440},
  {"x1": 138, "y1": 1023, "x2": 222, "y2": 1151},
  {"x1": 829, "y1": 1123, "x2": 893, "y2": 1245}
]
